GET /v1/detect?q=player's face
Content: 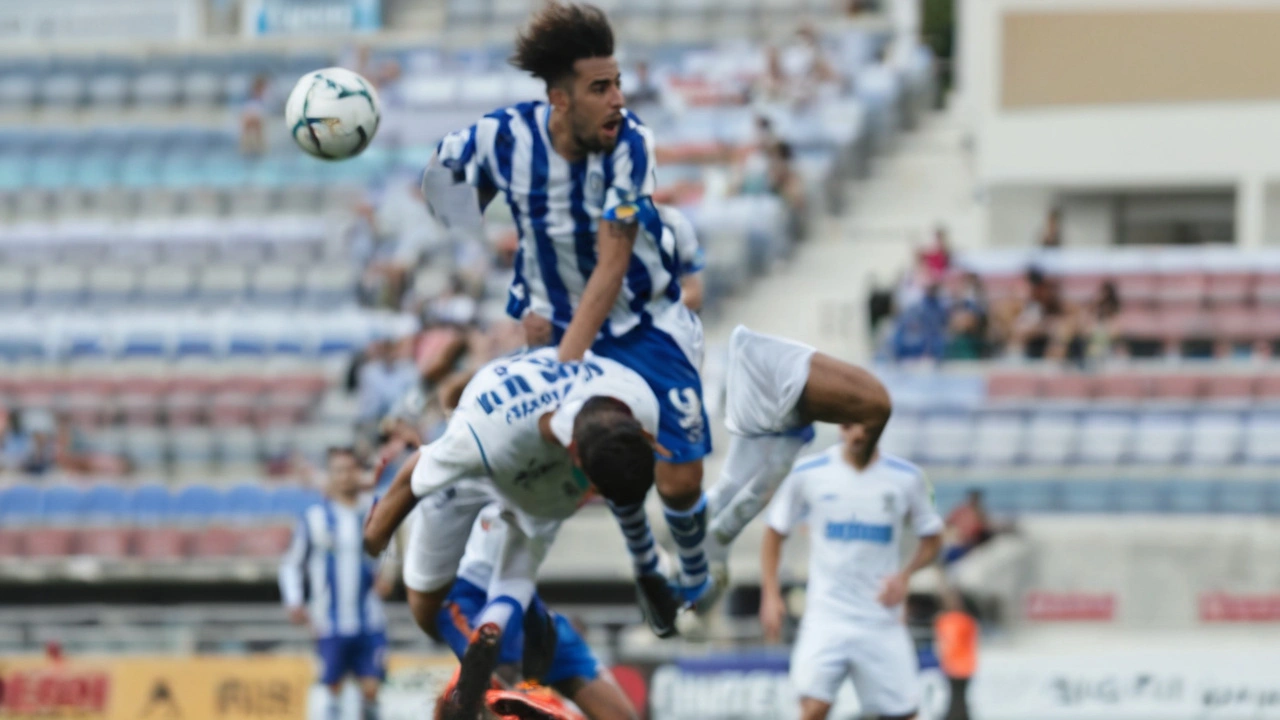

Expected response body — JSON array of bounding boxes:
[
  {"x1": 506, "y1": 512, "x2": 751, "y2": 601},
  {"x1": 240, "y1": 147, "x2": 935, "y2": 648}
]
[
  {"x1": 840, "y1": 422, "x2": 868, "y2": 455},
  {"x1": 567, "y1": 56, "x2": 625, "y2": 154},
  {"x1": 328, "y1": 453, "x2": 361, "y2": 495}
]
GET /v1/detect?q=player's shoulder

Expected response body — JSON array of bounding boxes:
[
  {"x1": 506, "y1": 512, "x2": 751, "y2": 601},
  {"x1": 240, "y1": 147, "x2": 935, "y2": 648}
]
[
  {"x1": 790, "y1": 445, "x2": 840, "y2": 477},
  {"x1": 876, "y1": 453, "x2": 927, "y2": 484}
]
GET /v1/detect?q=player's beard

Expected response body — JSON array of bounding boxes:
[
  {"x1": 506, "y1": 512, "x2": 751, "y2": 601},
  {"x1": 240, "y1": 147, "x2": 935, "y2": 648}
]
[{"x1": 570, "y1": 104, "x2": 614, "y2": 155}]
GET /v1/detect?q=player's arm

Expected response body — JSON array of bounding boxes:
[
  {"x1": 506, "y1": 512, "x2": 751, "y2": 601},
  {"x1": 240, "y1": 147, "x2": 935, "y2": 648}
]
[
  {"x1": 759, "y1": 472, "x2": 805, "y2": 643},
  {"x1": 363, "y1": 450, "x2": 421, "y2": 556},
  {"x1": 879, "y1": 470, "x2": 946, "y2": 607},
  {"x1": 278, "y1": 516, "x2": 310, "y2": 626},
  {"x1": 421, "y1": 122, "x2": 499, "y2": 240},
  {"x1": 680, "y1": 273, "x2": 704, "y2": 312},
  {"x1": 559, "y1": 219, "x2": 636, "y2": 361},
  {"x1": 559, "y1": 120, "x2": 657, "y2": 362}
]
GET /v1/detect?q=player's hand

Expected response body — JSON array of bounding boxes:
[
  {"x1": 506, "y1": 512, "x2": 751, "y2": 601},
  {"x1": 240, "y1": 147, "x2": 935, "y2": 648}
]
[
  {"x1": 759, "y1": 590, "x2": 787, "y2": 644},
  {"x1": 288, "y1": 606, "x2": 310, "y2": 627},
  {"x1": 878, "y1": 573, "x2": 909, "y2": 607},
  {"x1": 375, "y1": 575, "x2": 395, "y2": 599},
  {"x1": 523, "y1": 313, "x2": 553, "y2": 349}
]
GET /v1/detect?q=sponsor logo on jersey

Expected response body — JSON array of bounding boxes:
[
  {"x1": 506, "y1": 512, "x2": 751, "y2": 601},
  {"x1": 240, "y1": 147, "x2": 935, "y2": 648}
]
[{"x1": 824, "y1": 519, "x2": 893, "y2": 544}]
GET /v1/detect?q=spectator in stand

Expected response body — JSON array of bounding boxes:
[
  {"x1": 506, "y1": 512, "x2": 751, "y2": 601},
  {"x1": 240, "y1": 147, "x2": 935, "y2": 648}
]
[
  {"x1": 891, "y1": 282, "x2": 949, "y2": 360},
  {"x1": 357, "y1": 338, "x2": 421, "y2": 430},
  {"x1": 1010, "y1": 267, "x2": 1083, "y2": 361},
  {"x1": 0, "y1": 408, "x2": 30, "y2": 475},
  {"x1": 934, "y1": 584, "x2": 979, "y2": 720},
  {"x1": 756, "y1": 46, "x2": 789, "y2": 103},
  {"x1": 946, "y1": 272, "x2": 988, "y2": 360},
  {"x1": 627, "y1": 60, "x2": 662, "y2": 109},
  {"x1": 920, "y1": 227, "x2": 952, "y2": 282},
  {"x1": 1087, "y1": 279, "x2": 1122, "y2": 360},
  {"x1": 1038, "y1": 207, "x2": 1063, "y2": 248},
  {"x1": 239, "y1": 75, "x2": 270, "y2": 157},
  {"x1": 943, "y1": 489, "x2": 992, "y2": 564},
  {"x1": 768, "y1": 141, "x2": 808, "y2": 241},
  {"x1": 355, "y1": 170, "x2": 443, "y2": 310}
]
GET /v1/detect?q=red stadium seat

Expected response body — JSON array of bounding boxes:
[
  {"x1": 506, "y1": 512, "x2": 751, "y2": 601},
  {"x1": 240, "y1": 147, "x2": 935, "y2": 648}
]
[
  {"x1": 1255, "y1": 275, "x2": 1280, "y2": 306},
  {"x1": 1254, "y1": 375, "x2": 1280, "y2": 400},
  {"x1": 209, "y1": 392, "x2": 258, "y2": 427},
  {"x1": 1061, "y1": 274, "x2": 1105, "y2": 305},
  {"x1": 981, "y1": 274, "x2": 1023, "y2": 303},
  {"x1": 1095, "y1": 374, "x2": 1151, "y2": 401},
  {"x1": 76, "y1": 528, "x2": 134, "y2": 559},
  {"x1": 1150, "y1": 374, "x2": 1205, "y2": 400},
  {"x1": 1211, "y1": 306, "x2": 1259, "y2": 343},
  {"x1": 0, "y1": 529, "x2": 24, "y2": 557},
  {"x1": 1116, "y1": 274, "x2": 1161, "y2": 306},
  {"x1": 1204, "y1": 375, "x2": 1256, "y2": 401},
  {"x1": 24, "y1": 528, "x2": 75, "y2": 557},
  {"x1": 1156, "y1": 273, "x2": 1208, "y2": 310},
  {"x1": 240, "y1": 526, "x2": 294, "y2": 557},
  {"x1": 1042, "y1": 374, "x2": 1097, "y2": 400},
  {"x1": 1205, "y1": 273, "x2": 1254, "y2": 307},
  {"x1": 192, "y1": 526, "x2": 240, "y2": 557},
  {"x1": 164, "y1": 391, "x2": 206, "y2": 427},
  {"x1": 134, "y1": 528, "x2": 189, "y2": 560},
  {"x1": 986, "y1": 372, "x2": 1042, "y2": 399}
]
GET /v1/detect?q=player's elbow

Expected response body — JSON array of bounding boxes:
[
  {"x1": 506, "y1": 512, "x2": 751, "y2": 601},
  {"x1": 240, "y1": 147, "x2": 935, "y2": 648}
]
[
  {"x1": 920, "y1": 534, "x2": 943, "y2": 564},
  {"x1": 866, "y1": 379, "x2": 892, "y2": 431}
]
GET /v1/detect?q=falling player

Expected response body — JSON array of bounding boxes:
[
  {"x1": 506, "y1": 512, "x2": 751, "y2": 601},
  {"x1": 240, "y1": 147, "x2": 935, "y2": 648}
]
[{"x1": 421, "y1": 2, "x2": 715, "y2": 630}]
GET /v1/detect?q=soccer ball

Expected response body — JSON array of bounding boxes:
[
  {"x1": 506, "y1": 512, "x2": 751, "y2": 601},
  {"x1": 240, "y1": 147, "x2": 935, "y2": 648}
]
[{"x1": 285, "y1": 67, "x2": 381, "y2": 160}]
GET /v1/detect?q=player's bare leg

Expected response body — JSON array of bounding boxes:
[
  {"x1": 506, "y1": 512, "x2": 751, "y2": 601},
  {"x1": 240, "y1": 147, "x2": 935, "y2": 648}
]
[
  {"x1": 552, "y1": 672, "x2": 641, "y2": 720},
  {"x1": 358, "y1": 677, "x2": 382, "y2": 720},
  {"x1": 407, "y1": 586, "x2": 453, "y2": 642},
  {"x1": 796, "y1": 351, "x2": 892, "y2": 466},
  {"x1": 799, "y1": 697, "x2": 834, "y2": 720}
]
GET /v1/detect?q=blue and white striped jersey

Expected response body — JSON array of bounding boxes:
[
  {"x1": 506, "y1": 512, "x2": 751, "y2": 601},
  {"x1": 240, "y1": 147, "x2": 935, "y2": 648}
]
[
  {"x1": 279, "y1": 498, "x2": 386, "y2": 638},
  {"x1": 429, "y1": 101, "x2": 683, "y2": 338}
]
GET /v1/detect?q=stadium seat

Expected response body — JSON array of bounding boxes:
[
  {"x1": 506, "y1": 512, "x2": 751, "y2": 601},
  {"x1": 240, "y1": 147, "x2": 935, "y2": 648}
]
[
  {"x1": 240, "y1": 525, "x2": 294, "y2": 557},
  {"x1": 1041, "y1": 374, "x2": 1096, "y2": 402},
  {"x1": 132, "y1": 70, "x2": 182, "y2": 106},
  {"x1": 31, "y1": 266, "x2": 85, "y2": 308},
  {"x1": 1130, "y1": 413, "x2": 1189, "y2": 465},
  {"x1": 252, "y1": 265, "x2": 301, "y2": 307},
  {"x1": 134, "y1": 528, "x2": 189, "y2": 560},
  {"x1": 1243, "y1": 413, "x2": 1280, "y2": 464},
  {"x1": 1061, "y1": 481, "x2": 1115, "y2": 513},
  {"x1": 76, "y1": 527, "x2": 134, "y2": 558},
  {"x1": 224, "y1": 484, "x2": 271, "y2": 520},
  {"x1": 81, "y1": 485, "x2": 130, "y2": 524},
  {"x1": 269, "y1": 486, "x2": 323, "y2": 518},
  {"x1": 1094, "y1": 374, "x2": 1150, "y2": 404},
  {"x1": 171, "y1": 485, "x2": 224, "y2": 523},
  {"x1": 301, "y1": 266, "x2": 356, "y2": 308},
  {"x1": 1167, "y1": 480, "x2": 1216, "y2": 513},
  {"x1": 41, "y1": 486, "x2": 84, "y2": 524},
  {"x1": 1077, "y1": 412, "x2": 1135, "y2": 464},
  {"x1": 197, "y1": 265, "x2": 249, "y2": 306},
  {"x1": 191, "y1": 526, "x2": 240, "y2": 557},
  {"x1": 1186, "y1": 412, "x2": 1244, "y2": 465},
  {"x1": 139, "y1": 265, "x2": 195, "y2": 305},
  {"x1": 1114, "y1": 480, "x2": 1169, "y2": 513},
  {"x1": 0, "y1": 485, "x2": 43, "y2": 525},
  {"x1": 1024, "y1": 413, "x2": 1079, "y2": 466},
  {"x1": 1217, "y1": 482, "x2": 1267, "y2": 514},
  {"x1": 219, "y1": 427, "x2": 262, "y2": 470},
  {"x1": 917, "y1": 412, "x2": 973, "y2": 466},
  {"x1": 1149, "y1": 375, "x2": 1204, "y2": 403},
  {"x1": 0, "y1": 266, "x2": 30, "y2": 309},
  {"x1": 986, "y1": 372, "x2": 1041, "y2": 402},
  {"x1": 1204, "y1": 375, "x2": 1256, "y2": 404},
  {"x1": 128, "y1": 484, "x2": 172, "y2": 525},
  {"x1": 24, "y1": 528, "x2": 75, "y2": 558},
  {"x1": 171, "y1": 428, "x2": 218, "y2": 473}
]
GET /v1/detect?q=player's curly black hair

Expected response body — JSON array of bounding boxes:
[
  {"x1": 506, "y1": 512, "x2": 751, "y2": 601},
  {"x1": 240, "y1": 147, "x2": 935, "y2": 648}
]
[
  {"x1": 572, "y1": 396, "x2": 654, "y2": 507},
  {"x1": 511, "y1": 2, "x2": 615, "y2": 91}
]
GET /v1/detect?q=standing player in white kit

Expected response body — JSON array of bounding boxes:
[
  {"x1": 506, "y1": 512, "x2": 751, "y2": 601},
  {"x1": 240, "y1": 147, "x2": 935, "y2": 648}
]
[{"x1": 759, "y1": 419, "x2": 942, "y2": 720}]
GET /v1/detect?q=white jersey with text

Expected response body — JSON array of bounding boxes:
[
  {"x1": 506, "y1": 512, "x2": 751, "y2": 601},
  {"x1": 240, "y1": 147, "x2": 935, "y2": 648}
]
[
  {"x1": 410, "y1": 347, "x2": 660, "y2": 525},
  {"x1": 766, "y1": 446, "x2": 943, "y2": 626}
]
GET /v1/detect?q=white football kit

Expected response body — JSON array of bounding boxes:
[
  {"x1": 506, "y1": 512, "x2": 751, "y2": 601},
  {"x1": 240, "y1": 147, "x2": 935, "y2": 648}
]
[
  {"x1": 403, "y1": 347, "x2": 660, "y2": 597},
  {"x1": 765, "y1": 446, "x2": 944, "y2": 713},
  {"x1": 706, "y1": 325, "x2": 819, "y2": 549}
]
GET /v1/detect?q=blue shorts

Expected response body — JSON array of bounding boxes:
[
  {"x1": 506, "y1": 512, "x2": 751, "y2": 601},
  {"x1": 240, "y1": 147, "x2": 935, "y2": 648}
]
[
  {"x1": 572, "y1": 306, "x2": 712, "y2": 465},
  {"x1": 439, "y1": 579, "x2": 600, "y2": 686},
  {"x1": 316, "y1": 631, "x2": 387, "y2": 685}
]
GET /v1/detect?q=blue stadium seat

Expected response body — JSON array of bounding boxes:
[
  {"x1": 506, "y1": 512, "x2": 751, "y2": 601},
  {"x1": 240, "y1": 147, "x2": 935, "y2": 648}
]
[
  {"x1": 1114, "y1": 481, "x2": 1169, "y2": 513},
  {"x1": 224, "y1": 484, "x2": 271, "y2": 519},
  {"x1": 171, "y1": 485, "x2": 224, "y2": 522},
  {"x1": 82, "y1": 485, "x2": 130, "y2": 523},
  {"x1": 0, "y1": 485, "x2": 43, "y2": 524},
  {"x1": 1014, "y1": 480, "x2": 1060, "y2": 513},
  {"x1": 269, "y1": 486, "x2": 324, "y2": 517},
  {"x1": 1061, "y1": 481, "x2": 1116, "y2": 513},
  {"x1": 41, "y1": 486, "x2": 85, "y2": 522},
  {"x1": 1217, "y1": 482, "x2": 1267, "y2": 514},
  {"x1": 129, "y1": 484, "x2": 173, "y2": 524},
  {"x1": 1168, "y1": 481, "x2": 1217, "y2": 513}
]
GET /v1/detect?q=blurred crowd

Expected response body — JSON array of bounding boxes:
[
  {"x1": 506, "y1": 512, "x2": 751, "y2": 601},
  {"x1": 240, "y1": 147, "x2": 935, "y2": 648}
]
[{"x1": 872, "y1": 223, "x2": 1126, "y2": 364}]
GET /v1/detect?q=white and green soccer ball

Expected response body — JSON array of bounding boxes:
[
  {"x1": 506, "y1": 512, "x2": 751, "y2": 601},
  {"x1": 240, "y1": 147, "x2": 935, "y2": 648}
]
[{"x1": 285, "y1": 67, "x2": 381, "y2": 160}]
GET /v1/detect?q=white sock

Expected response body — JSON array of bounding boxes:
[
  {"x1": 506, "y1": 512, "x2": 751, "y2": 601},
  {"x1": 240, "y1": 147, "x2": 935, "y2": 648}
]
[{"x1": 709, "y1": 434, "x2": 810, "y2": 547}]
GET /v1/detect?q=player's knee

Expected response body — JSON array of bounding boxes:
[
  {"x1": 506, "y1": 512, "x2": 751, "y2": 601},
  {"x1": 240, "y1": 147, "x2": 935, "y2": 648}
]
[
  {"x1": 655, "y1": 460, "x2": 702, "y2": 508},
  {"x1": 359, "y1": 678, "x2": 381, "y2": 701}
]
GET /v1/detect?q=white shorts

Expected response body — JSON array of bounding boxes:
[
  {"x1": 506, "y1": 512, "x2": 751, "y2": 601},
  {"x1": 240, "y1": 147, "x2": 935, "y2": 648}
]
[
  {"x1": 724, "y1": 325, "x2": 815, "y2": 436},
  {"x1": 790, "y1": 619, "x2": 919, "y2": 715},
  {"x1": 402, "y1": 479, "x2": 500, "y2": 593}
]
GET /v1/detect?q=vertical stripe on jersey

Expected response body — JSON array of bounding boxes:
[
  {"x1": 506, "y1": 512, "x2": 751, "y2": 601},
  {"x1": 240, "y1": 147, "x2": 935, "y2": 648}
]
[
  {"x1": 519, "y1": 103, "x2": 573, "y2": 326},
  {"x1": 621, "y1": 119, "x2": 650, "y2": 191},
  {"x1": 490, "y1": 110, "x2": 529, "y2": 320},
  {"x1": 357, "y1": 508, "x2": 371, "y2": 635},
  {"x1": 568, "y1": 160, "x2": 597, "y2": 283},
  {"x1": 323, "y1": 503, "x2": 339, "y2": 635}
]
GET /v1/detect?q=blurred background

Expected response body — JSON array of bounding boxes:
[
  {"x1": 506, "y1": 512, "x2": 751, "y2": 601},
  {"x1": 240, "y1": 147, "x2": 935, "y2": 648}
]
[{"x1": 2, "y1": 0, "x2": 1280, "y2": 718}]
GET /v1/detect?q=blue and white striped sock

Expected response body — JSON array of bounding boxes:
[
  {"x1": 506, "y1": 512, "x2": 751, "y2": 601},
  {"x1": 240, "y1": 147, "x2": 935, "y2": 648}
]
[
  {"x1": 663, "y1": 494, "x2": 708, "y2": 592},
  {"x1": 607, "y1": 499, "x2": 660, "y2": 576}
]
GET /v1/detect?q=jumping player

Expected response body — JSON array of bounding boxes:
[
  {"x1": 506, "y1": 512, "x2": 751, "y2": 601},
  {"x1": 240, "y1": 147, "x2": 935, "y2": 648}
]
[{"x1": 421, "y1": 2, "x2": 715, "y2": 627}]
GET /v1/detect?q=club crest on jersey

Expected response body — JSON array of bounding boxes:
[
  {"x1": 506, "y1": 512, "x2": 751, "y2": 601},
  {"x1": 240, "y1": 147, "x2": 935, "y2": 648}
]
[
  {"x1": 667, "y1": 387, "x2": 704, "y2": 443},
  {"x1": 587, "y1": 170, "x2": 605, "y2": 205}
]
